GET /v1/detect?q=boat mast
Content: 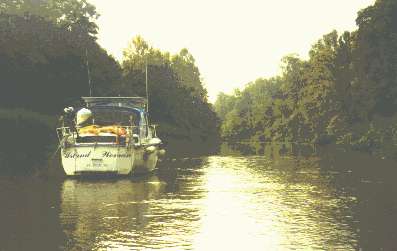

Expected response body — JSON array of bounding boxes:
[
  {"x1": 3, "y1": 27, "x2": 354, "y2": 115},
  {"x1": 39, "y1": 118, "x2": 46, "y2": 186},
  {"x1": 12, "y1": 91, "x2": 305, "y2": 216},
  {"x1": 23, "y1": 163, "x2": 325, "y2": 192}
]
[
  {"x1": 145, "y1": 61, "x2": 150, "y2": 133},
  {"x1": 86, "y1": 48, "x2": 93, "y2": 97},
  {"x1": 145, "y1": 62, "x2": 149, "y2": 113}
]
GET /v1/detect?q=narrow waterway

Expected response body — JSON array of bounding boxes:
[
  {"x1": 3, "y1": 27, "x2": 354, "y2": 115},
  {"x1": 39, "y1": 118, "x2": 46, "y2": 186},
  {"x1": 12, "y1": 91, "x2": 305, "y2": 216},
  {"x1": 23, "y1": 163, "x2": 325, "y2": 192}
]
[{"x1": 0, "y1": 152, "x2": 396, "y2": 250}]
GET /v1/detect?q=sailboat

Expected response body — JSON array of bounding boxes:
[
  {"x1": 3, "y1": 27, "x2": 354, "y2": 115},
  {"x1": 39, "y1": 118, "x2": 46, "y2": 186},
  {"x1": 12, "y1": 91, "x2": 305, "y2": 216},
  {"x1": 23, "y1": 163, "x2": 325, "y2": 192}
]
[{"x1": 56, "y1": 96, "x2": 165, "y2": 176}]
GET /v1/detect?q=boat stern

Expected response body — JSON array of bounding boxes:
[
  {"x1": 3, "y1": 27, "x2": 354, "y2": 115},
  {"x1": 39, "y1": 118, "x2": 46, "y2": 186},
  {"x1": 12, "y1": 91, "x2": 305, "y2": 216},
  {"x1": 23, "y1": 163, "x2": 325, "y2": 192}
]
[{"x1": 61, "y1": 145, "x2": 134, "y2": 176}]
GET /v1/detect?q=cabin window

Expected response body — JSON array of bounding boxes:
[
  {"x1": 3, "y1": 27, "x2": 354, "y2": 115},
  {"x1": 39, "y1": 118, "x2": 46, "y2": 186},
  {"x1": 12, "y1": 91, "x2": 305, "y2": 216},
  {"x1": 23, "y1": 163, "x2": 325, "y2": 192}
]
[{"x1": 91, "y1": 110, "x2": 139, "y2": 126}]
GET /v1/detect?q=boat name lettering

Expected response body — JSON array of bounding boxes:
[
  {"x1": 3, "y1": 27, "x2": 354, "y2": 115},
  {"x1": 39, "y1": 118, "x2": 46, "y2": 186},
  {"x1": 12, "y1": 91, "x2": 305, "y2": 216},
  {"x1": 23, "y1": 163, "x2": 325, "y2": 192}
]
[
  {"x1": 64, "y1": 151, "x2": 91, "y2": 158},
  {"x1": 102, "y1": 151, "x2": 131, "y2": 158}
]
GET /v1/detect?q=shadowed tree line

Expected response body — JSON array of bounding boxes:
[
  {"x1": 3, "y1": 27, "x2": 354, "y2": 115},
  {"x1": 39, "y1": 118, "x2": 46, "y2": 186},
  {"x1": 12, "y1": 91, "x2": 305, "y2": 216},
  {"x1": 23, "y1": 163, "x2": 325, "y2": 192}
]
[
  {"x1": 0, "y1": 0, "x2": 219, "y2": 174},
  {"x1": 215, "y1": 0, "x2": 397, "y2": 158},
  {"x1": 121, "y1": 37, "x2": 220, "y2": 156}
]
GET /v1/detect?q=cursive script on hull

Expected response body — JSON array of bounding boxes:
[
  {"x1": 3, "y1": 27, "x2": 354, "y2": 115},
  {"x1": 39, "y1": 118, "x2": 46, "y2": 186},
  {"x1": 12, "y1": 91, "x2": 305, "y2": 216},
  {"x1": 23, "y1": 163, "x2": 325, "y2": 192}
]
[
  {"x1": 102, "y1": 151, "x2": 132, "y2": 158},
  {"x1": 63, "y1": 151, "x2": 132, "y2": 158},
  {"x1": 64, "y1": 151, "x2": 91, "y2": 158}
]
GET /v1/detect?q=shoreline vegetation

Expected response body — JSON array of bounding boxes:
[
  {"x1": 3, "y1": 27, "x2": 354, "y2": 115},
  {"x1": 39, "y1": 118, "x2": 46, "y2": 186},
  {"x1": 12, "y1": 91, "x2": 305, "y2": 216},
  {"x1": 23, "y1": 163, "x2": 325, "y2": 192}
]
[
  {"x1": 215, "y1": 0, "x2": 397, "y2": 161},
  {"x1": 0, "y1": 1, "x2": 219, "y2": 175}
]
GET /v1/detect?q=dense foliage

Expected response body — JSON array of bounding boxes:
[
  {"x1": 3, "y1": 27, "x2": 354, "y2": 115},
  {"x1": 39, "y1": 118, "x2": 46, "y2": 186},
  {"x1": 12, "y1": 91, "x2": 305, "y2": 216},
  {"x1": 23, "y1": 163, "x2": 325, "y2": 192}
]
[
  {"x1": 0, "y1": 1, "x2": 123, "y2": 173},
  {"x1": 215, "y1": 0, "x2": 397, "y2": 157},
  {"x1": 122, "y1": 36, "x2": 220, "y2": 155},
  {"x1": 0, "y1": 13, "x2": 122, "y2": 115},
  {"x1": 0, "y1": 1, "x2": 219, "y2": 173}
]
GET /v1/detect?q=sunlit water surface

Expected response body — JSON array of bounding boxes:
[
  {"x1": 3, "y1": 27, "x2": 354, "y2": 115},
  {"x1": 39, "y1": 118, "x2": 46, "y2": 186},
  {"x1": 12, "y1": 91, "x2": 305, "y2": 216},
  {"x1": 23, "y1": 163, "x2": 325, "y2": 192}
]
[{"x1": 1, "y1": 154, "x2": 397, "y2": 250}]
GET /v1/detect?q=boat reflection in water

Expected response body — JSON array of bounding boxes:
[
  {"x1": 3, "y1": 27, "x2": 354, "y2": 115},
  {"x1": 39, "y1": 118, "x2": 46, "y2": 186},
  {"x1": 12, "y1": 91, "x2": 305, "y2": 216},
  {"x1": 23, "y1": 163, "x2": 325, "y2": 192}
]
[
  {"x1": 60, "y1": 177, "x2": 166, "y2": 250},
  {"x1": 59, "y1": 156, "x2": 359, "y2": 250}
]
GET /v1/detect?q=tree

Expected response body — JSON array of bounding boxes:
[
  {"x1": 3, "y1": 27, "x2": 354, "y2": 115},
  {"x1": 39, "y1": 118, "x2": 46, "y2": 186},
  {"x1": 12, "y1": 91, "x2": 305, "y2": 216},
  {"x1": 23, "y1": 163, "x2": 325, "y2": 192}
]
[
  {"x1": 354, "y1": 0, "x2": 397, "y2": 117},
  {"x1": 0, "y1": 13, "x2": 122, "y2": 115},
  {"x1": 214, "y1": 92, "x2": 237, "y2": 121},
  {"x1": 0, "y1": 0, "x2": 99, "y2": 36},
  {"x1": 122, "y1": 36, "x2": 220, "y2": 155},
  {"x1": 171, "y1": 48, "x2": 208, "y2": 101}
]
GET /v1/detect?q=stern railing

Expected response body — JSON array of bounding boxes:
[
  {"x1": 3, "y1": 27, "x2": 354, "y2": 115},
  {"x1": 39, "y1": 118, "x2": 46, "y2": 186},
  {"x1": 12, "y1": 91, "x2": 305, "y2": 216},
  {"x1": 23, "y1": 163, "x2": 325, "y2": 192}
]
[{"x1": 57, "y1": 124, "x2": 159, "y2": 146}]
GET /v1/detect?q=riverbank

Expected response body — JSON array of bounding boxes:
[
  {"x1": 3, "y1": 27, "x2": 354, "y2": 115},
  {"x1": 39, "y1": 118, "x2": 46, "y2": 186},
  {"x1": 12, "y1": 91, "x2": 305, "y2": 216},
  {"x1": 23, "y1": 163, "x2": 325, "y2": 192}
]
[{"x1": 0, "y1": 109, "x2": 57, "y2": 175}]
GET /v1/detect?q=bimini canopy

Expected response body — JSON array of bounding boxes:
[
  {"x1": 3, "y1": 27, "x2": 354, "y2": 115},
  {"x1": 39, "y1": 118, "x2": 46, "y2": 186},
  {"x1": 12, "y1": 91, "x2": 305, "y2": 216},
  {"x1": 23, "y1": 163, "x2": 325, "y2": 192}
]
[
  {"x1": 81, "y1": 97, "x2": 146, "y2": 126},
  {"x1": 82, "y1": 97, "x2": 147, "y2": 112}
]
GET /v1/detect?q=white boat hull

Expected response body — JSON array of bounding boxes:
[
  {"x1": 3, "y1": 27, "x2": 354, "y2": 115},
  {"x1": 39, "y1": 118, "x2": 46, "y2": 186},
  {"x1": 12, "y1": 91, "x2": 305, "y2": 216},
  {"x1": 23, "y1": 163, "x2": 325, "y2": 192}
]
[
  {"x1": 61, "y1": 144, "x2": 160, "y2": 176},
  {"x1": 61, "y1": 145, "x2": 134, "y2": 176}
]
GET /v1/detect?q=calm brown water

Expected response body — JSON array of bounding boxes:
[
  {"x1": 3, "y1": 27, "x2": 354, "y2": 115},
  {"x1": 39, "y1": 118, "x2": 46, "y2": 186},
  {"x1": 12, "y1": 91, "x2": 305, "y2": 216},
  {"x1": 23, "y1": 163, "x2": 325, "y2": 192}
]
[{"x1": 0, "y1": 153, "x2": 397, "y2": 250}]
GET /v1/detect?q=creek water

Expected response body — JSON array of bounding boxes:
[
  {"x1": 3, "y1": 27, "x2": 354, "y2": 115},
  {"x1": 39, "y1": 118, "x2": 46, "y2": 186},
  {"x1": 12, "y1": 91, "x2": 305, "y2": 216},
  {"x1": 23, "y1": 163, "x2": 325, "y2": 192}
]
[{"x1": 0, "y1": 150, "x2": 396, "y2": 250}]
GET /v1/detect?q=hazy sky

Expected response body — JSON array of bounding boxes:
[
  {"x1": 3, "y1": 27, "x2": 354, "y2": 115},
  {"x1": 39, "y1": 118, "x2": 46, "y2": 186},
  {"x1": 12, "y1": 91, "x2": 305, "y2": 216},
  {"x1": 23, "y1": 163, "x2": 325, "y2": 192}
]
[{"x1": 88, "y1": 0, "x2": 375, "y2": 102}]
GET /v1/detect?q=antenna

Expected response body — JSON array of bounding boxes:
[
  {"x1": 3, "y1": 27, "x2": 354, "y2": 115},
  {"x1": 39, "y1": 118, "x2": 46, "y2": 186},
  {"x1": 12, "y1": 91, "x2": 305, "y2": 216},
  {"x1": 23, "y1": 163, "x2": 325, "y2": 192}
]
[
  {"x1": 86, "y1": 48, "x2": 92, "y2": 97},
  {"x1": 145, "y1": 61, "x2": 149, "y2": 113}
]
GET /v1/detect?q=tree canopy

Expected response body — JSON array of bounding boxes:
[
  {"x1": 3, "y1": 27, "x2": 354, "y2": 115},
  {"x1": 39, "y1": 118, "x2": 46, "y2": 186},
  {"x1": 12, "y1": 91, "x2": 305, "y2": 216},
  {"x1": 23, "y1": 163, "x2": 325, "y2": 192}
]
[
  {"x1": 0, "y1": 13, "x2": 122, "y2": 115},
  {"x1": 215, "y1": 0, "x2": 397, "y2": 157},
  {"x1": 0, "y1": 0, "x2": 98, "y2": 36},
  {"x1": 122, "y1": 36, "x2": 220, "y2": 155}
]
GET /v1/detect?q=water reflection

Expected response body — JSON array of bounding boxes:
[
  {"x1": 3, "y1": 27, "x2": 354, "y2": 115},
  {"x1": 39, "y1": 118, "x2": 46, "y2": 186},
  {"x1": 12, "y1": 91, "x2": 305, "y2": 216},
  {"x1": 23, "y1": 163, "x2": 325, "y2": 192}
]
[
  {"x1": 3, "y1": 152, "x2": 397, "y2": 250},
  {"x1": 59, "y1": 158, "x2": 208, "y2": 250},
  {"x1": 62, "y1": 180, "x2": 138, "y2": 248},
  {"x1": 193, "y1": 157, "x2": 357, "y2": 250},
  {"x1": 0, "y1": 178, "x2": 66, "y2": 251},
  {"x1": 61, "y1": 177, "x2": 188, "y2": 250},
  {"x1": 58, "y1": 156, "x2": 360, "y2": 250}
]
